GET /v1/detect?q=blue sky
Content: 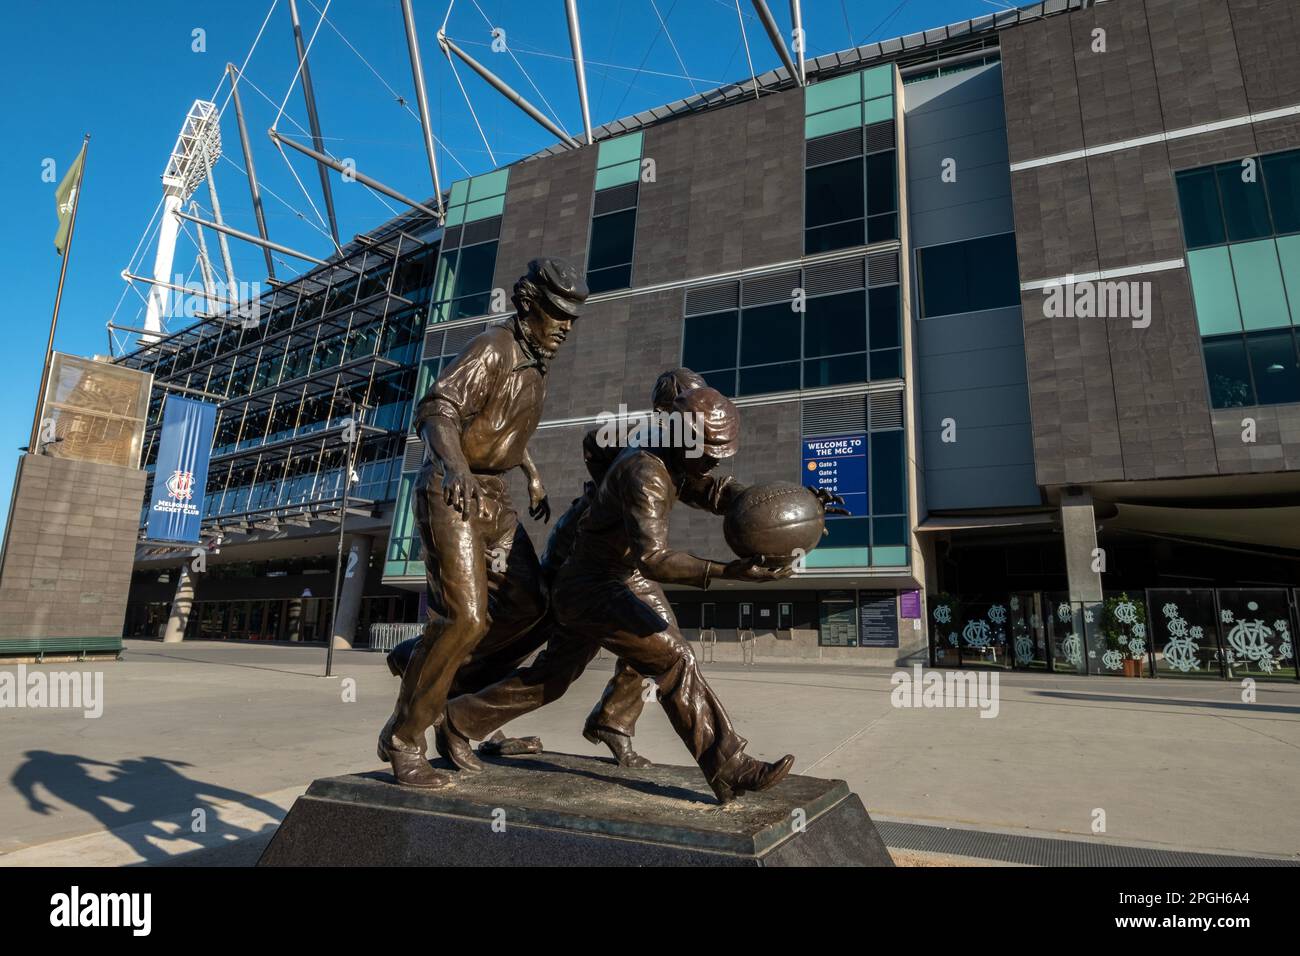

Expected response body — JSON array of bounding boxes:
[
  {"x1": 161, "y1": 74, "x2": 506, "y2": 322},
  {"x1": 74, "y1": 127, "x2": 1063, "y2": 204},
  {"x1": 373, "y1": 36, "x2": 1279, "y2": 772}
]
[{"x1": 0, "y1": 0, "x2": 1003, "y2": 537}]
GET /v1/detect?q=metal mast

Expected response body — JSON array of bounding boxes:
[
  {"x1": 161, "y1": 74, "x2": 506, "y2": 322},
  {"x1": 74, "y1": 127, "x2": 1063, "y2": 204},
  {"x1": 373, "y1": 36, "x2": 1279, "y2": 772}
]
[
  {"x1": 227, "y1": 63, "x2": 276, "y2": 278},
  {"x1": 565, "y1": 0, "x2": 594, "y2": 145},
  {"x1": 399, "y1": 0, "x2": 445, "y2": 219},
  {"x1": 286, "y1": 0, "x2": 341, "y2": 246}
]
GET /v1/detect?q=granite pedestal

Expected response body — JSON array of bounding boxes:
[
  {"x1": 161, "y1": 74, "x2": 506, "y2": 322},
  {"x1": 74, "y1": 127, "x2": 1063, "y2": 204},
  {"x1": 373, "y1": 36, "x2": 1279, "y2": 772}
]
[{"x1": 259, "y1": 751, "x2": 893, "y2": 866}]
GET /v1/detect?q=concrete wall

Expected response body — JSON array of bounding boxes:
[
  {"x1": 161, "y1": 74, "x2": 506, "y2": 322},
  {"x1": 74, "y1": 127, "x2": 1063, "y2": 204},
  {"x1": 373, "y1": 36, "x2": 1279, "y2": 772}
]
[
  {"x1": 904, "y1": 63, "x2": 1038, "y2": 509},
  {"x1": 0, "y1": 455, "x2": 146, "y2": 643},
  {"x1": 1000, "y1": 0, "x2": 1300, "y2": 488}
]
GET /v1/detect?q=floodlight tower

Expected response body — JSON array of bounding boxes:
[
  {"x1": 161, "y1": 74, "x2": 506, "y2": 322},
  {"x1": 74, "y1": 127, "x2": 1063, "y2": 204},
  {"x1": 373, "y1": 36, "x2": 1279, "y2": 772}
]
[{"x1": 143, "y1": 100, "x2": 222, "y2": 342}]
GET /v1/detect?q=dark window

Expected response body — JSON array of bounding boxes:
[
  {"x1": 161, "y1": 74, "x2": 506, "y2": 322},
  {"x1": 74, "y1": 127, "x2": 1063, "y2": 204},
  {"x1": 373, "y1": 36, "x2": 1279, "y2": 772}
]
[
  {"x1": 698, "y1": 369, "x2": 737, "y2": 397},
  {"x1": 822, "y1": 517, "x2": 871, "y2": 548},
  {"x1": 917, "y1": 233, "x2": 1020, "y2": 318},
  {"x1": 872, "y1": 515, "x2": 907, "y2": 546},
  {"x1": 865, "y1": 151, "x2": 896, "y2": 216},
  {"x1": 454, "y1": 242, "x2": 496, "y2": 299},
  {"x1": 806, "y1": 219, "x2": 865, "y2": 255},
  {"x1": 588, "y1": 209, "x2": 636, "y2": 271},
  {"x1": 803, "y1": 353, "x2": 867, "y2": 388},
  {"x1": 868, "y1": 286, "x2": 901, "y2": 349},
  {"x1": 738, "y1": 362, "x2": 800, "y2": 396},
  {"x1": 682, "y1": 311, "x2": 738, "y2": 372},
  {"x1": 806, "y1": 158, "x2": 864, "y2": 228},
  {"x1": 587, "y1": 264, "x2": 633, "y2": 294},
  {"x1": 1217, "y1": 161, "x2": 1273, "y2": 242},
  {"x1": 867, "y1": 213, "x2": 899, "y2": 243},
  {"x1": 1263, "y1": 150, "x2": 1300, "y2": 235},
  {"x1": 869, "y1": 348, "x2": 902, "y2": 380},
  {"x1": 1202, "y1": 335, "x2": 1254, "y2": 408},
  {"x1": 741, "y1": 303, "x2": 801, "y2": 365},
  {"x1": 870, "y1": 430, "x2": 906, "y2": 514},
  {"x1": 1246, "y1": 329, "x2": 1300, "y2": 405},
  {"x1": 1176, "y1": 169, "x2": 1226, "y2": 249},
  {"x1": 803, "y1": 291, "x2": 866, "y2": 357}
]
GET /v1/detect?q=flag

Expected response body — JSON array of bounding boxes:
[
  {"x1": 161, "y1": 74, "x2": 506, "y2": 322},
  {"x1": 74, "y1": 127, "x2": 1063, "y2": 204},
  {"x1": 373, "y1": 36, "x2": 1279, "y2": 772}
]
[{"x1": 53, "y1": 143, "x2": 86, "y2": 256}]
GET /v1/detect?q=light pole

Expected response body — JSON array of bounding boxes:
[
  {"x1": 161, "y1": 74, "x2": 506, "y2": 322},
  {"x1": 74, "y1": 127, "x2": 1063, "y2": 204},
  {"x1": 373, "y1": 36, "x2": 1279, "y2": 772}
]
[{"x1": 325, "y1": 394, "x2": 367, "y2": 677}]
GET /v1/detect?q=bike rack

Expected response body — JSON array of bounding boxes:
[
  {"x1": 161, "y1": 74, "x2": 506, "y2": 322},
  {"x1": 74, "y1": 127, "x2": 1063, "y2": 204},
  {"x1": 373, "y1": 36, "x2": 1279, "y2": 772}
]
[
  {"x1": 739, "y1": 628, "x2": 757, "y2": 666},
  {"x1": 699, "y1": 627, "x2": 718, "y2": 663}
]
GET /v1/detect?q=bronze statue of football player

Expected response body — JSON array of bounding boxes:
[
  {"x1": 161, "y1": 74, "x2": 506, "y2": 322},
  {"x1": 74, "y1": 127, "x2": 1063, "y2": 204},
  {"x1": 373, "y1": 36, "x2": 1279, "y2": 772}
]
[
  {"x1": 439, "y1": 387, "x2": 841, "y2": 803},
  {"x1": 377, "y1": 256, "x2": 587, "y2": 789},
  {"x1": 386, "y1": 367, "x2": 710, "y2": 770}
]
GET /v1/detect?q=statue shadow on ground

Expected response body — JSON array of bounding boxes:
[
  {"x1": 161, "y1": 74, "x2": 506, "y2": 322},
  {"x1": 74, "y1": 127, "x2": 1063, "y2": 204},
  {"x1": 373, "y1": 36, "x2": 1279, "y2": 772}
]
[
  {"x1": 10, "y1": 750, "x2": 285, "y2": 865},
  {"x1": 357, "y1": 752, "x2": 715, "y2": 806}
]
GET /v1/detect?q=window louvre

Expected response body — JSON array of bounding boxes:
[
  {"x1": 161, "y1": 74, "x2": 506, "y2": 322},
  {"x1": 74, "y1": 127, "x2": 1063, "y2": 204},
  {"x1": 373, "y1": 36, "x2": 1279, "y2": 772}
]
[
  {"x1": 864, "y1": 120, "x2": 896, "y2": 154},
  {"x1": 867, "y1": 250, "x2": 899, "y2": 287},
  {"x1": 442, "y1": 224, "x2": 463, "y2": 249},
  {"x1": 806, "y1": 128, "x2": 863, "y2": 167},
  {"x1": 444, "y1": 321, "x2": 488, "y2": 353},
  {"x1": 804, "y1": 257, "x2": 866, "y2": 296},
  {"x1": 421, "y1": 328, "x2": 446, "y2": 361},
  {"x1": 685, "y1": 281, "x2": 739, "y2": 316},
  {"x1": 742, "y1": 269, "x2": 801, "y2": 307},
  {"x1": 593, "y1": 182, "x2": 639, "y2": 216},
  {"x1": 460, "y1": 216, "x2": 502, "y2": 247},
  {"x1": 802, "y1": 395, "x2": 867, "y2": 435},
  {"x1": 868, "y1": 389, "x2": 905, "y2": 430},
  {"x1": 402, "y1": 436, "x2": 426, "y2": 471}
]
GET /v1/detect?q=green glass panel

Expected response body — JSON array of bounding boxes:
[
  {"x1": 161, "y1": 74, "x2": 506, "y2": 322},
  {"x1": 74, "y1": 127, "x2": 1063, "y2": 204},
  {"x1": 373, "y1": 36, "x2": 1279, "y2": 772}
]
[
  {"x1": 594, "y1": 159, "x2": 641, "y2": 190},
  {"x1": 464, "y1": 194, "x2": 505, "y2": 222},
  {"x1": 448, "y1": 179, "x2": 469, "y2": 206},
  {"x1": 597, "y1": 131, "x2": 643, "y2": 169},
  {"x1": 1187, "y1": 247, "x2": 1243, "y2": 335},
  {"x1": 444, "y1": 203, "x2": 465, "y2": 226},
  {"x1": 467, "y1": 168, "x2": 509, "y2": 201},
  {"x1": 1230, "y1": 240, "x2": 1290, "y2": 331},
  {"x1": 863, "y1": 64, "x2": 893, "y2": 100},
  {"x1": 804, "y1": 72, "x2": 861, "y2": 116},
  {"x1": 1277, "y1": 234, "x2": 1300, "y2": 324},
  {"x1": 804, "y1": 547, "x2": 871, "y2": 569},
  {"x1": 864, "y1": 95, "x2": 894, "y2": 125},
  {"x1": 805, "y1": 103, "x2": 861, "y2": 139},
  {"x1": 870, "y1": 546, "x2": 908, "y2": 567}
]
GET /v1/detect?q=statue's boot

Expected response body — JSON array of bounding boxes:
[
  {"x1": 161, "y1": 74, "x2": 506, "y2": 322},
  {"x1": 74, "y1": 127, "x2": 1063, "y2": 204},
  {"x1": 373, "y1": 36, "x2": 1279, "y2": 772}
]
[
  {"x1": 377, "y1": 715, "x2": 452, "y2": 789},
  {"x1": 478, "y1": 731, "x2": 544, "y2": 756},
  {"x1": 583, "y1": 725, "x2": 652, "y2": 768},
  {"x1": 708, "y1": 752, "x2": 794, "y2": 805},
  {"x1": 436, "y1": 715, "x2": 484, "y2": 773}
]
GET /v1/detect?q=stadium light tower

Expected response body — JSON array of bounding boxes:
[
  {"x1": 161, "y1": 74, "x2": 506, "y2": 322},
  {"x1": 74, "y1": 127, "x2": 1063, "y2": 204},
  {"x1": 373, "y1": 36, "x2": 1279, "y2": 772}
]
[{"x1": 143, "y1": 100, "x2": 222, "y2": 342}]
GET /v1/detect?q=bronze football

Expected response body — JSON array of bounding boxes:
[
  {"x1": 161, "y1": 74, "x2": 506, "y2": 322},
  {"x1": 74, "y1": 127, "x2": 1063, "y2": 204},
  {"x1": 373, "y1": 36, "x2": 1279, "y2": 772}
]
[{"x1": 723, "y1": 482, "x2": 825, "y2": 562}]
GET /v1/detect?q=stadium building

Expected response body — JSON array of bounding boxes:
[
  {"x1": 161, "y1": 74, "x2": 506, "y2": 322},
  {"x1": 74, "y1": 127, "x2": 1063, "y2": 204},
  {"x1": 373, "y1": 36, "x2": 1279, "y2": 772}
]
[{"x1": 122, "y1": 0, "x2": 1300, "y2": 681}]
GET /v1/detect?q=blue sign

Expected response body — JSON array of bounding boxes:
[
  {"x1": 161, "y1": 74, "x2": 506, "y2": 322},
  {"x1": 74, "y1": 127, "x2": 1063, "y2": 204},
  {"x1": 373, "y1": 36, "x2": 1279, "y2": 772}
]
[
  {"x1": 801, "y1": 433, "x2": 868, "y2": 517},
  {"x1": 146, "y1": 395, "x2": 217, "y2": 543}
]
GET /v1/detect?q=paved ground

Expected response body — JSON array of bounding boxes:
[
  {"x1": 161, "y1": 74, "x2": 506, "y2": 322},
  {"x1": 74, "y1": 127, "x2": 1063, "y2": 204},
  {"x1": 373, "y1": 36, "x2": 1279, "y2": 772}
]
[{"x1": 1, "y1": 639, "x2": 1297, "y2": 865}]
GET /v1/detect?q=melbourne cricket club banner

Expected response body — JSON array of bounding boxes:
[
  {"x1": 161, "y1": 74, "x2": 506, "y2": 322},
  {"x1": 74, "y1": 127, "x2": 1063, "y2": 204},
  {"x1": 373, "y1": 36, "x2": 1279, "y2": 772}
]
[{"x1": 146, "y1": 395, "x2": 217, "y2": 543}]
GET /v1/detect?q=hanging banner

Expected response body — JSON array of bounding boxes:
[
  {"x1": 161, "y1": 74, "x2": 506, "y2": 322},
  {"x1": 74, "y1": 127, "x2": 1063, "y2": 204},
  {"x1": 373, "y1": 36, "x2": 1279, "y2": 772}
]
[{"x1": 146, "y1": 395, "x2": 217, "y2": 543}]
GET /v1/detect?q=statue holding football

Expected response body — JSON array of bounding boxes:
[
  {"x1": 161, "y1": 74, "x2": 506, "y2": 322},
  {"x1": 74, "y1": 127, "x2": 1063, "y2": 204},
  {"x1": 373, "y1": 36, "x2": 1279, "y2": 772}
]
[{"x1": 380, "y1": 253, "x2": 847, "y2": 805}]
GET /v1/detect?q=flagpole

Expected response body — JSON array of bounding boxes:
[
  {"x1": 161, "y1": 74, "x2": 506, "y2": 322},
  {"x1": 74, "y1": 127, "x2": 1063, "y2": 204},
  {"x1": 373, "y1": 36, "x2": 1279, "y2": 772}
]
[{"x1": 28, "y1": 133, "x2": 90, "y2": 454}]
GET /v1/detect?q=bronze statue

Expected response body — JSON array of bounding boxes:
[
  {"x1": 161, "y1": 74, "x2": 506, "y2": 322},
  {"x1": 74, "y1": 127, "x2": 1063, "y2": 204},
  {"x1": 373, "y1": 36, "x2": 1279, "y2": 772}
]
[
  {"x1": 386, "y1": 368, "x2": 710, "y2": 769},
  {"x1": 378, "y1": 257, "x2": 588, "y2": 789},
  {"x1": 438, "y1": 387, "x2": 825, "y2": 803}
]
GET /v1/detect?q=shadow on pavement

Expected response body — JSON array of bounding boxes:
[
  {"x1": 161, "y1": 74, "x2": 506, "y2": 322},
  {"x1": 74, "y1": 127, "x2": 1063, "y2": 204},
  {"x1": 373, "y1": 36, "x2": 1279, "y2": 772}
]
[{"x1": 10, "y1": 750, "x2": 284, "y2": 865}]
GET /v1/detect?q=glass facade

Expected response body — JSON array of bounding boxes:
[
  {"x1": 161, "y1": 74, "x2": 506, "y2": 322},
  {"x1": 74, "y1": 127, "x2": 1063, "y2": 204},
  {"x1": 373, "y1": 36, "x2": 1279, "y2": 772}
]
[
  {"x1": 682, "y1": 255, "x2": 903, "y2": 399},
  {"x1": 1177, "y1": 150, "x2": 1300, "y2": 408},
  {"x1": 804, "y1": 65, "x2": 899, "y2": 254},
  {"x1": 121, "y1": 231, "x2": 436, "y2": 532},
  {"x1": 916, "y1": 233, "x2": 1021, "y2": 318}
]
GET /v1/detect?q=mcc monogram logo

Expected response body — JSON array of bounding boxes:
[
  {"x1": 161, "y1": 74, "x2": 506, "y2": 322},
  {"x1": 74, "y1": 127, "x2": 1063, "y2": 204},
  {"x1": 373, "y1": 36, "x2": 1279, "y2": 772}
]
[{"x1": 165, "y1": 469, "x2": 195, "y2": 501}]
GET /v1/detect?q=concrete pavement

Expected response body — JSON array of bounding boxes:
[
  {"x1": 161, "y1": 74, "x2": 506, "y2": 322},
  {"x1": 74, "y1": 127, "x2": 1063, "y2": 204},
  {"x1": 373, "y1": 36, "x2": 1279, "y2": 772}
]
[{"x1": 1, "y1": 639, "x2": 1297, "y2": 865}]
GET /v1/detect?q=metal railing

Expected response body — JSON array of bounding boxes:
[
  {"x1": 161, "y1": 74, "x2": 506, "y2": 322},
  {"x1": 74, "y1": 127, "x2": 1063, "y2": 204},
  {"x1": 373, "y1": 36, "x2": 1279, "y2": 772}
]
[{"x1": 370, "y1": 622, "x2": 423, "y2": 652}]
